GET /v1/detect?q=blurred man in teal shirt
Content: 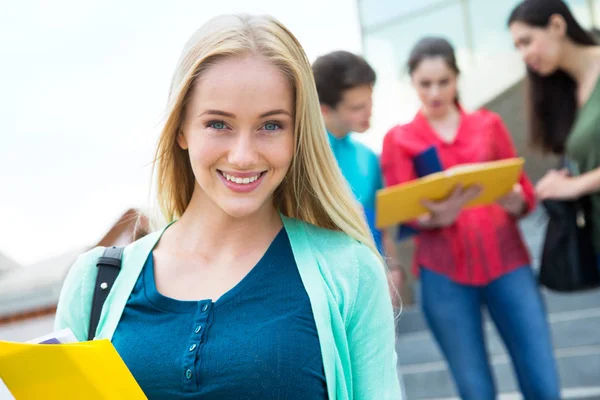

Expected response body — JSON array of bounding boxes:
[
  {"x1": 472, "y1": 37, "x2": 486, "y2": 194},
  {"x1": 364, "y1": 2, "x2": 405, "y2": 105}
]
[
  {"x1": 312, "y1": 51, "x2": 397, "y2": 266},
  {"x1": 313, "y1": 51, "x2": 403, "y2": 310}
]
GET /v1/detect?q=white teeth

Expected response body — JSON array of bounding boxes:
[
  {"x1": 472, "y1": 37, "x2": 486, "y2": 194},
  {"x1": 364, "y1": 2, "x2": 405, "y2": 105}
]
[{"x1": 222, "y1": 172, "x2": 261, "y2": 184}]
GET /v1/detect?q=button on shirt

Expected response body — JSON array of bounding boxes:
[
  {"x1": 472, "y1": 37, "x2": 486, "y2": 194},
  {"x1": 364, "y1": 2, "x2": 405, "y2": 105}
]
[
  {"x1": 328, "y1": 132, "x2": 384, "y2": 253},
  {"x1": 112, "y1": 228, "x2": 327, "y2": 399}
]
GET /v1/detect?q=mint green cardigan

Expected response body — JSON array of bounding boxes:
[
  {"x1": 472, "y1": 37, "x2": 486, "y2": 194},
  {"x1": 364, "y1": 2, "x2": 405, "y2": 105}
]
[{"x1": 55, "y1": 216, "x2": 402, "y2": 399}]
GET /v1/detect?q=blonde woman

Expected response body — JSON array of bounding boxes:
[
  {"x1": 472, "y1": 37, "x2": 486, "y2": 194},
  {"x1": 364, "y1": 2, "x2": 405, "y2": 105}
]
[{"x1": 55, "y1": 14, "x2": 401, "y2": 400}]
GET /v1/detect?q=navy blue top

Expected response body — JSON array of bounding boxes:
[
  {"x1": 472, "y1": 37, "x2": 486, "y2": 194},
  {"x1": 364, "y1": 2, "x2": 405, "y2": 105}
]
[{"x1": 112, "y1": 228, "x2": 327, "y2": 399}]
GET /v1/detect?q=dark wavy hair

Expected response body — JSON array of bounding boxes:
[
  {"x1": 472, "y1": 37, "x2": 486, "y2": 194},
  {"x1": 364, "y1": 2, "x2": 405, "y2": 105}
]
[{"x1": 508, "y1": 0, "x2": 597, "y2": 154}]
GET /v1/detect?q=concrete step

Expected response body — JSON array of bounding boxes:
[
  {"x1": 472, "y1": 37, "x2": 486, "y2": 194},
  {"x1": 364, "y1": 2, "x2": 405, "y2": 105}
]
[
  {"x1": 518, "y1": 206, "x2": 547, "y2": 271},
  {"x1": 397, "y1": 308, "x2": 600, "y2": 366},
  {"x1": 396, "y1": 292, "x2": 600, "y2": 399},
  {"x1": 401, "y1": 345, "x2": 600, "y2": 399},
  {"x1": 397, "y1": 287, "x2": 600, "y2": 335},
  {"x1": 428, "y1": 386, "x2": 600, "y2": 400}
]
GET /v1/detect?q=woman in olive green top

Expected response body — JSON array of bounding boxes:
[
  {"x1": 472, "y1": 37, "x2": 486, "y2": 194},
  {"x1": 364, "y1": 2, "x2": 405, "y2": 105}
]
[{"x1": 509, "y1": 0, "x2": 600, "y2": 262}]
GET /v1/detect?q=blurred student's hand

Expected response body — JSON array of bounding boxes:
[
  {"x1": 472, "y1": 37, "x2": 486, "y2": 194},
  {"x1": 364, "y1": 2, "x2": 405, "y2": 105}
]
[
  {"x1": 535, "y1": 169, "x2": 584, "y2": 200},
  {"x1": 419, "y1": 185, "x2": 482, "y2": 228},
  {"x1": 497, "y1": 183, "x2": 526, "y2": 217}
]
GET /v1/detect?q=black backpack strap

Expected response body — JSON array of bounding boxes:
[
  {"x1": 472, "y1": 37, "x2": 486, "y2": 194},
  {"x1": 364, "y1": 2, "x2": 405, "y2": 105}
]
[{"x1": 88, "y1": 246, "x2": 124, "y2": 341}]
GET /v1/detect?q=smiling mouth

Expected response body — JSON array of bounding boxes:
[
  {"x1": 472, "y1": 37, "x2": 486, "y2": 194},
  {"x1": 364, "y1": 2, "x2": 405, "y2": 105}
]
[{"x1": 218, "y1": 170, "x2": 266, "y2": 185}]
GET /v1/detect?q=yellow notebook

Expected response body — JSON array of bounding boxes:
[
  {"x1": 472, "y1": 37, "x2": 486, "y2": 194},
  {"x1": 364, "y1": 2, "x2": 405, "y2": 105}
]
[
  {"x1": 0, "y1": 339, "x2": 146, "y2": 399},
  {"x1": 376, "y1": 157, "x2": 525, "y2": 228}
]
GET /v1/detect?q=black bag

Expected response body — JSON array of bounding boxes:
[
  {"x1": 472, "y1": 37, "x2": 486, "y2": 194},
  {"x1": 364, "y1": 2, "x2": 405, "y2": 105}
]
[
  {"x1": 539, "y1": 197, "x2": 600, "y2": 292},
  {"x1": 88, "y1": 246, "x2": 124, "y2": 340}
]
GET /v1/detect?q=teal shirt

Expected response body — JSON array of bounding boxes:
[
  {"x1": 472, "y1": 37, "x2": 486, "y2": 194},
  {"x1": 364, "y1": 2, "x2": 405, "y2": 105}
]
[
  {"x1": 55, "y1": 216, "x2": 402, "y2": 400},
  {"x1": 112, "y1": 228, "x2": 326, "y2": 399},
  {"x1": 328, "y1": 132, "x2": 384, "y2": 252}
]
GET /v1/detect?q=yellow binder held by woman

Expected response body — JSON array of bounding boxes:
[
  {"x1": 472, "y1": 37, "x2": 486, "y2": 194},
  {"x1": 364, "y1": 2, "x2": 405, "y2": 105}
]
[
  {"x1": 0, "y1": 329, "x2": 146, "y2": 400},
  {"x1": 376, "y1": 157, "x2": 525, "y2": 228}
]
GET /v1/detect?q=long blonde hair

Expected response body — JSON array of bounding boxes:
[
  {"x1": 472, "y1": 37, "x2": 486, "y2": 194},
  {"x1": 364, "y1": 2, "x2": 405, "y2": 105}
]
[{"x1": 152, "y1": 14, "x2": 379, "y2": 257}]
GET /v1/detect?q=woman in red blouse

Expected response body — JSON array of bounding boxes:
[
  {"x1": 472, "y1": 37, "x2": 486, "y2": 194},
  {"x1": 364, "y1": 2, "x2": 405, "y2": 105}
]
[{"x1": 382, "y1": 37, "x2": 560, "y2": 399}]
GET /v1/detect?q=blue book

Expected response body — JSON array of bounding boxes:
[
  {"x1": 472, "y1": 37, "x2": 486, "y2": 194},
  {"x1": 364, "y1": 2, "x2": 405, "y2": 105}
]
[
  {"x1": 397, "y1": 146, "x2": 444, "y2": 241},
  {"x1": 413, "y1": 145, "x2": 444, "y2": 178}
]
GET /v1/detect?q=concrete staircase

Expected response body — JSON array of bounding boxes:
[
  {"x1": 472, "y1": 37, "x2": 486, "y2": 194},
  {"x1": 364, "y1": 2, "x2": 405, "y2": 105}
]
[{"x1": 396, "y1": 287, "x2": 600, "y2": 399}]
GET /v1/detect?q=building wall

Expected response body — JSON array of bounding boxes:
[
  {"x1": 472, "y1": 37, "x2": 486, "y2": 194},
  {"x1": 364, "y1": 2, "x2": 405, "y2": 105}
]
[
  {"x1": 356, "y1": 0, "x2": 599, "y2": 153},
  {"x1": 0, "y1": 314, "x2": 55, "y2": 342},
  {"x1": 483, "y1": 79, "x2": 559, "y2": 183},
  {"x1": 0, "y1": 209, "x2": 150, "y2": 341}
]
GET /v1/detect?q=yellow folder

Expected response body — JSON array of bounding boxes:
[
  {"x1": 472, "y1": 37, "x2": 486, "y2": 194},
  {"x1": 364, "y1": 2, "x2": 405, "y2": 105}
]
[
  {"x1": 376, "y1": 157, "x2": 525, "y2": 228},
  {"x1": 0, "y1": 339, "x2": 146, "y2": 399}
]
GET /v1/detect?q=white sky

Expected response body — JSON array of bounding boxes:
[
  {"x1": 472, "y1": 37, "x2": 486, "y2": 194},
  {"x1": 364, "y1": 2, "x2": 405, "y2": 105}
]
[{"x1": 0, "y1": 0, "x2": 363, "y2": 265}]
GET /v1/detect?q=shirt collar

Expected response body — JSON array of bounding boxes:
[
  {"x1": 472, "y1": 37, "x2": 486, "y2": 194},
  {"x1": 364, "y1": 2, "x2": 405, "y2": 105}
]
[{"x1": 327, "y1": 130, "x2": 351, "y2": 148}]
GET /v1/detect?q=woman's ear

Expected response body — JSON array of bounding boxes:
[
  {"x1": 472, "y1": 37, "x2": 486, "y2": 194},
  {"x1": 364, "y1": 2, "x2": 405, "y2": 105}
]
[
  {"x1": 410, "y1": 74, "x2": 417, "y2": 89},
  {"x1": 320, "y1": 104, "x2": 333, "y2": 118},
  {"x1": 548, "y1": 13, "x2": 567, "y2": 38},
  {"x1": 177, "y1": 130, "x2": 189, "y2": 150}
]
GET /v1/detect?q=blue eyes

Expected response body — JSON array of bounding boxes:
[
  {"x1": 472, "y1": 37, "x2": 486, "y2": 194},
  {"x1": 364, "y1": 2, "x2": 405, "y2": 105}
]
[
  {"x1": 264, "y1": 122, "x2": 280, "y2": 131},
  {"x1": 206, "y1": 121, "x2": 282, "y2": 132},
  {"x1": 209, "y1": 121, "x2": 226, "y2": 130}
]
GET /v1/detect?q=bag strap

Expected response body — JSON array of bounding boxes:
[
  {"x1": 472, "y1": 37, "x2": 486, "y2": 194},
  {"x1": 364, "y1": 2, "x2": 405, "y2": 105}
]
[{"x1": 88, "y1": 246, "x2": 124, "y2": 341}]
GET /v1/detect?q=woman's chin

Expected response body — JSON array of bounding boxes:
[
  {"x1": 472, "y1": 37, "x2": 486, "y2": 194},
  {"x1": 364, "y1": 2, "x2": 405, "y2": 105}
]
[{"x1": 218, "y1": 198, "x2": 274, "y2": 220}]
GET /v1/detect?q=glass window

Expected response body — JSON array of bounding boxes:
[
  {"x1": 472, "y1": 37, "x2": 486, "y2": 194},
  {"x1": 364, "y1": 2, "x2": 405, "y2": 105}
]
[
  {"x1": 361, "y1": 2, "x2": 467, "y2": 151},
  {"x1": 358, "y1": 0, "x2": 459, "y2": 31},
  {"x1": 457, "y1": 0, "x2": 526, "y2": 112},
  {"x1": 363, "y1": 1, "x2": 467, "y2": 79},
  {"x1": 592, "y1": 0, "x2": 600, "y2": 29},
  {"x1": 564, "y1": 0, "x2": 593, "y2": 28},
  {"x1": 469, "y1": 0, "x2": 522, "y2": 58}
]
